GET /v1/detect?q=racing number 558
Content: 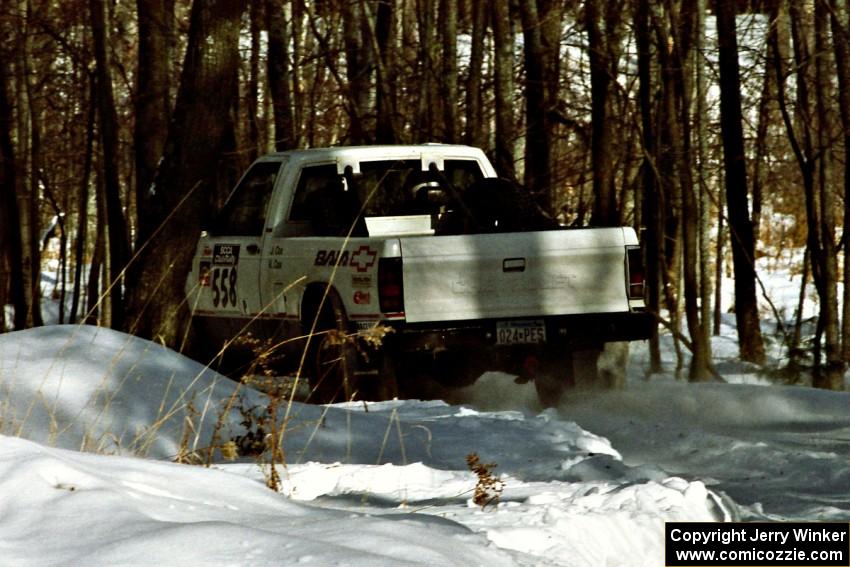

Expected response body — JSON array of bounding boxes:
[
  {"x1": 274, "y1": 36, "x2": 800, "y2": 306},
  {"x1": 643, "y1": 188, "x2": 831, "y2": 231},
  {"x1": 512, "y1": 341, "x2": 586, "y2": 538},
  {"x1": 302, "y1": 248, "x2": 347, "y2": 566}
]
[{"x1": 211, "y1": 267, "x2": 238, "y2": 308}]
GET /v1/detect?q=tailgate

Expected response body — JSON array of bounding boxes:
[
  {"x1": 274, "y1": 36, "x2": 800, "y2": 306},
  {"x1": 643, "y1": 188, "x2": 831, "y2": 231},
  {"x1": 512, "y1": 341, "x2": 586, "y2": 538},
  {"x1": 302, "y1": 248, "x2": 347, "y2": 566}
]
[{"x1": 400, "y1": 228, "x2": 632, "y2": 323}]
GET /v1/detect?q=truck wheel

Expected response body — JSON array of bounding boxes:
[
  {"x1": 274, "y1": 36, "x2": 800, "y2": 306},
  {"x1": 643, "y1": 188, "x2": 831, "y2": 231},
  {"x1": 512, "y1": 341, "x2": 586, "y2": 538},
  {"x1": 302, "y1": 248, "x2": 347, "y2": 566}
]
[
  {"x1": 302, "y1": 291, "x2": 354, "y2": 403},
  {"x1": 184, "y1": 317, "x2": 241, "y2": 377},
  {"x1": 365, "y1": 348, "x2": 400, "y2": 400},
  {"x1": 534, "y1": 351, "x2": 573, "y2": 408},
  {"x1": 573, "y1": 345, "x2": 630, "y2": 389},
  {"x1": 302, "y1": 290, "x2": 399, "y2": 403},
  {"x1": 534, "y1": 347, "x2": 605, "y2": 407},
  {"x1": 571, "y1": 348, "x2": 603, "y2": 388}
]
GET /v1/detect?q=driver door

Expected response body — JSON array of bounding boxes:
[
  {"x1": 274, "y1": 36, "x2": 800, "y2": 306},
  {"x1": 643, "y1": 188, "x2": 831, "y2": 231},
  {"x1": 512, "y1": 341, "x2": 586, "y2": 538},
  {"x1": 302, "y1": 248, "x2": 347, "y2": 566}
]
[{"x1": 194, "y1": 161, "x2": 281, "y2": 321}]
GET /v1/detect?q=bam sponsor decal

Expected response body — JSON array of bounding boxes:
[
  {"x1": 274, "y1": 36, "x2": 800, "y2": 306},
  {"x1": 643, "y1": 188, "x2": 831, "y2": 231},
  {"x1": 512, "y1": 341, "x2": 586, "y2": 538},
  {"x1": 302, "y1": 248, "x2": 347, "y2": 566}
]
[{"x1": 314, "y1": 245, "x2": 378, "y2": 273}]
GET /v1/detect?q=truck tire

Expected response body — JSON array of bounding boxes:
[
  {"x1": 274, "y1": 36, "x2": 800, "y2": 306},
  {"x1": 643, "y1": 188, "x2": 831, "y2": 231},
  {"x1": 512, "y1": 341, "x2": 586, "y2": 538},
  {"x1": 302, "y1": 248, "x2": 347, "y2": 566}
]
[
  {"x1": 302, "y1": 289, "x2": 353, "y2": 403},
  {"x1": 534, "y1": 350, "x2": 573, "y2": 408},
  {"x1": 534, "y1": 348, "x2": 605, "y2": 407},
  {"x1": 184, "y1": 317, "x2": 243, "y2": 377},
  {"x1": 302, "y1": 288, "x2": 399, "y2": 403},
  {"x1": 533, "y1": 344, "x2": 628, "y2": 406}
]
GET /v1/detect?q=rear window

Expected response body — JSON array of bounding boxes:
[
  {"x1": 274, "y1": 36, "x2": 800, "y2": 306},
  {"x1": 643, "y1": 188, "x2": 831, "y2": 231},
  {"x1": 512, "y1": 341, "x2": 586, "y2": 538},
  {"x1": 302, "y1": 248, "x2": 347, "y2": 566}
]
[
  {"x1": 356, "y1": 159, "x2": 483, "y2": 216},
  {"x1": 288, "y1": 159, "x2": 486, "y2": 236}
]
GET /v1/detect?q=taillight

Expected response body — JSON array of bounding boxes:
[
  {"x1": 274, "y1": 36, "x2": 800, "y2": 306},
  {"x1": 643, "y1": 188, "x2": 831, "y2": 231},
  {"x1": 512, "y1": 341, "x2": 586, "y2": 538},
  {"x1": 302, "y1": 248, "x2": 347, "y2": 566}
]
[
  {"x1": 626, "y1": 245, "x2": 645, "y2": 299},
  {"x1": 379, "y1": 257, "x2": 404, "y2": 315}
]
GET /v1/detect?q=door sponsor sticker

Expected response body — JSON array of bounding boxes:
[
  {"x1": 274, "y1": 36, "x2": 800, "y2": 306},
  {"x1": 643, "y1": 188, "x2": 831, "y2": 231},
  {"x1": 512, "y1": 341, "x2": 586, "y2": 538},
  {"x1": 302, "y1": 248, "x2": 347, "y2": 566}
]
[
  {"x1": 352, "y1": 274, "x2": 372, "y2": 288},
  {"x1": 314, "y1": 245, "x2": 378, "y2": 273},
  {"x1": 353, "y1": 291, "x2": 371, "y2": 305},
  {"x1": 213, "y1": 244, "x2": 240, "y2": 266}
]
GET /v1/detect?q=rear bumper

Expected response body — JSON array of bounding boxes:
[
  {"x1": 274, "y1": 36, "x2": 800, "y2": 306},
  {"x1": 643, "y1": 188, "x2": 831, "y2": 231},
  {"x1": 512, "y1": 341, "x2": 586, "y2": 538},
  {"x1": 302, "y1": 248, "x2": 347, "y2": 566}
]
[{"x1": 386, "y1": 310, "x2": 656, "y2": 353}]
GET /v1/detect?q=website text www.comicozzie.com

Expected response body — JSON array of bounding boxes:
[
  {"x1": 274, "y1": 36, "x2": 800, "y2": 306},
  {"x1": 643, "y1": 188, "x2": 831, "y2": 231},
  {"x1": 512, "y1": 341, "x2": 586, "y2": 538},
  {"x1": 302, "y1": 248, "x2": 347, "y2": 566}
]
[{"x1": 665, "y1": 522, "x2": 849, "y2": 567}]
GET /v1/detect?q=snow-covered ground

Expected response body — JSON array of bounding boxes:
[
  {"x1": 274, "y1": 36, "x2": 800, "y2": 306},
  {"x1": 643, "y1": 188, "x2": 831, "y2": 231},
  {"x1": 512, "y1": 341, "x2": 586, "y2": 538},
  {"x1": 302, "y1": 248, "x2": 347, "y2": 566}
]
[{"x1": 0, "y1": 257, "x2": 848, "y2": 565}]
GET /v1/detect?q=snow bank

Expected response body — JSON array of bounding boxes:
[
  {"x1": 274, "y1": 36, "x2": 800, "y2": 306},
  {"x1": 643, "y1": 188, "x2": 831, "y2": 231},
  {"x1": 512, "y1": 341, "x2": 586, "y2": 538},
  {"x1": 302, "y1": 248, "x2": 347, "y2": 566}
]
[
  {"x1": 0, "y1": 325, "x2": 257, "y2": 458},
  {"x1": 0, "y1": 435, "x2": 512, "y2": 566},
  {"x1": 0, "y1": 325, "x2": 732, "y2": 565}
]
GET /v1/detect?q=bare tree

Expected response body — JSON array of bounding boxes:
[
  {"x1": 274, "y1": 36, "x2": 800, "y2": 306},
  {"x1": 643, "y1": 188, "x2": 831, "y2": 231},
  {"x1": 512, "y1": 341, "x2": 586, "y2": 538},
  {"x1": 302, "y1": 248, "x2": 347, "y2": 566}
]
[
  {"x1": 374, "y1": 0, "x2": 399, "y2": 143},
  {"x1": 267, "y1": 0, "x2": 297, "y2": 150},
  {"x1": 519, "y1": 0, "x2": 562, "y2": 210},
  {"x1": 70, "y1": 74, "x2": 96, "y2": 325},
  {"x1": 135, "y1": 0, "x2": 173, "y2": 246},
  {"x1": 636, "y1": 0, "x2": 662, "y2": 373},
  {"x1": 0, "y1": 50, "x2": 27, "y2": 331},
  {"x1": 492, "y1": 0, "x2": 516, "y2": 179},
  {"x1": 343, "y1": 0, "x2": 372, "y2": 144},
  {"x1": 125, "y1": 0, "x2": 246, "y2": 344},
  {"x1": 830, "y1": 0, "x2": 850, "y2": 364},
  {"x1": 663, "y1": 0, "x2": 713, "y2": 380},
  {"x1": 90, "y1": 0, "x2": 130, "y2": 329},
  {"x1": 440, "y1": 0, "x2": 458, "y2": 143},
  {"x1": 715, "y1": 0, "x2": 766, "y2": 364},
  {"x1": 586, "y1": 0, "x2": 624, "y2": 226},
  {"x1": 812, "y1": 0, "x2": 843, "y2": 388},
  {"x1": 770, "y1": 0, "x2": 843, "y2": 387},
  {"x1": 465, "y1": 0, "x2": 488, "y2": 148},
  {"x1": 17, "y1": 1, "x2": 44, "y2": 328}
]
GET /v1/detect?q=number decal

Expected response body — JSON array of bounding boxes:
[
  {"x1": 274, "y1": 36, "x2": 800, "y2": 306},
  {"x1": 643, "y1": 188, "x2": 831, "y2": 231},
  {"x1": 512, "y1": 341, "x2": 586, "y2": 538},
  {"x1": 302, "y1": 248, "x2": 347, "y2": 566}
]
[
  {"x1": 210, "y1": 267, "x2": 239, "y2": 308},
  {"x1": 219, "y1": 268, "x2": 229, "y2": 306},
  {"x1": 212, "y1": 270, "x2": 220, "y2": 306},
  {"x1": 229, "y1": 267, "x2": 238, "y2": 306}
]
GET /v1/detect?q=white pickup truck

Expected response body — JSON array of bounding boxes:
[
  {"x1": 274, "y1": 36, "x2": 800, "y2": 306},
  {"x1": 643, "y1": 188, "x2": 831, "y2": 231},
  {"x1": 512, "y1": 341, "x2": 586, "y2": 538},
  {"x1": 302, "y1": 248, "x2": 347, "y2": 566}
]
[{"x1": 186, "y1": 145, "x2": 654, "y2": 404}]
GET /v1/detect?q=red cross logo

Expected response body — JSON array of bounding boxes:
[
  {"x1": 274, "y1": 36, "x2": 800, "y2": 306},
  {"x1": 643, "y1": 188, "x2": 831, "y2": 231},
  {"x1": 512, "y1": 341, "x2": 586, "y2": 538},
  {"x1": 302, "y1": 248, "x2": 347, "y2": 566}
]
[{"x1": 349, "y1": 245, "x2": 378, "y2": 273}]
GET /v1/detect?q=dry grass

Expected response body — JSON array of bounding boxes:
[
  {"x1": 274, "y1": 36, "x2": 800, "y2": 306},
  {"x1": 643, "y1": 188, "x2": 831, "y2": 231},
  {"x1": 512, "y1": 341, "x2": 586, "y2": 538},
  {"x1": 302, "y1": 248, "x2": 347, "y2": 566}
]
[{"x1": 466, "y1": 453, "x2": 505, "y2": 510}]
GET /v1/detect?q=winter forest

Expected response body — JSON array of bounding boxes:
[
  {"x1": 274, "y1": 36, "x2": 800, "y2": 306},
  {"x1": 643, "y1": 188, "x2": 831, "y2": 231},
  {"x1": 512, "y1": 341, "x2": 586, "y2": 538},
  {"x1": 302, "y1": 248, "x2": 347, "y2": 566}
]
[{"x1": 0, "y1": 0, "x2": 849, "y2": 392}]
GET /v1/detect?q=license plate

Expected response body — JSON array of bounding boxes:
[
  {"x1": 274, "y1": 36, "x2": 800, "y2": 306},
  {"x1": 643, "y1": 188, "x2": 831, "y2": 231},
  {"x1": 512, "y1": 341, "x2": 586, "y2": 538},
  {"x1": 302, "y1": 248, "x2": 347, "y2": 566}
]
[{"x1": 496, "y1": 320, "x2": 546, "y2": 345}]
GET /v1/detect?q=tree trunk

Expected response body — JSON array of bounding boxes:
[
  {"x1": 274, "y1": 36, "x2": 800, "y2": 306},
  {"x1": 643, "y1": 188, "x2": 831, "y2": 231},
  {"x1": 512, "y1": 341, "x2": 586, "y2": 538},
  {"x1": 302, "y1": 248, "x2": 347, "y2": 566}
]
[
  {"x1": 829, "y1": 0, "x2": 850, "y2": 365},
  {"x1": 519, "y1": 0, "x2": 551, "y2": 207},
  {"x1": 19, "y1": 3, "x2": 43, "y2": 328},
  {"x1": 124, "y1": 0, "x2": 246, "y2": 345},
  {"x1": 267, "y1": 0, "x2": 297, "y2": 150},
  {"x1": 135, "y1": 0, "x2": 173, "y2": 247},
  {"x1": 750, "y1": 34, "x2": 772, "y2": 244},
  {"x1": 440, "y1": 0, "x2": 458, "y2": 143},
  {"x1": 0, "y1": 51, "x2": 27, "y2": 330},
  {"x1": 465, "y1": 0, "x2": 487, "y2": 148},
  {"x1": 695, "y1": 0, "x2": 713, "y2": 354},
  {"x1": 670, "y1": 0, "x2": 713, "y2": 381},
  {"x1": 416, "y1": 0, "x2": 439, "y2": 141},
  {"x1": 343, "y1": 0, "x2": 372, "y2": 144},
  {"x1": 90, "y1": 0, "x2": 129, "y2": 330},
  {"x1": 653, "y1": 2, "x2": 684, "y2": 376},
  {"x1": 636, "y1": 0, "x2": 661, "y2": 372},
  {"x1": 812, "y1": 0, "x2": 843, "y2": 389},
  {"x1": 586, "y1": 0, "x2": 623, "y2": 226},
  {"x1": 715, "y1": 0, "x2": 766, "y2": 364},
  {"x1": 374, "y1": 0, "x2": 398, "y2": 143},
  {"x1": 772, "y1": 0, "x2": 842, "y2": 387},
  {"x1": 713, "y1": 171, "x2": 726, "y2": 336},
  {"x1": 87, "y1": 156, "x2": 108, "y2": 325},
  {"x1": 247, "y1": 0, "x2": 263, "y2": 159},
  {"x1": 70, "y1": 74, "x2": 96, "y2": 324},
  {"x1": 492, "y1": 0, "x2": 516, "y2": 180}
]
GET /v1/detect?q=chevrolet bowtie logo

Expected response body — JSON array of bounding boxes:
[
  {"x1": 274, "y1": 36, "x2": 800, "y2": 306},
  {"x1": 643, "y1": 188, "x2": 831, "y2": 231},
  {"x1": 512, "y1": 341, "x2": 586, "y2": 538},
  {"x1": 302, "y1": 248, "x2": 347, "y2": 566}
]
[{"x1": 350, "y1": 245, "x2": 378, "y2": 273}]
